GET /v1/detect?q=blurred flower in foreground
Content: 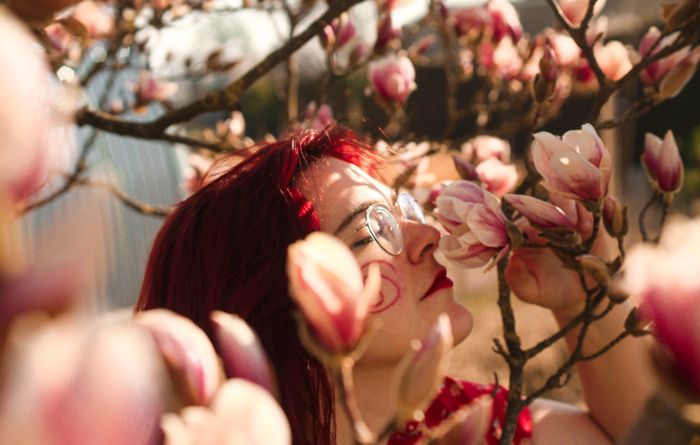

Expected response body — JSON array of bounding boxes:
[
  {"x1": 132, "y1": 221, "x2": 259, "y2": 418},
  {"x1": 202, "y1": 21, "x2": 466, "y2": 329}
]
[
  {"x1": 557, "y1": 0, "x2": 606, "y2": 27},
  {"x1": 0, "y1": 316, "x2": 166, "y2": 445},
  {"x1": 287, "y1": 232, "x2": 381, "y2": 354},
  {"x1": 161, "y1": 379, "x2": 291, "y2": 445},
  {"x1": 368, "y1": 54, "x2": 416, "y2": 105},
  {"x1": 532, "y1": 123, "x2": 611, "y2": 202},
  {"x1": 436, "y1": 180, "x2": 509, "y2": 269},
  {"x1": 397, "y1": 313, "x2": 453, "y2": 422},
  {"x1": 0, "y1": 8, "x2": 71, "y2": 206},
  {"x1": 625, "y1": 217, "x2": 700, "y2": 396},
  {"x1": 134, "y1": 309, "x2": 223, "y2": 406},
  {"x1": 642, "y1": 130, "x2": 683, "y2": 194}
]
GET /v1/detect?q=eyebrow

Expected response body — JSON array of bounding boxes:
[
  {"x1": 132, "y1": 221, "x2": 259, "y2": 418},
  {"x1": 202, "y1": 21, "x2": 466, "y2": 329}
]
[{"x1": 333, "y1": 201, "x2": 377, "y2": 235}]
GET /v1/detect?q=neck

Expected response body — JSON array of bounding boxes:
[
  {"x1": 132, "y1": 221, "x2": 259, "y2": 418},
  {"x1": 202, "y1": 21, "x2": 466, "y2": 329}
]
[{"x1": 334, "y1": 361, "x2": 402, "y2": 445}]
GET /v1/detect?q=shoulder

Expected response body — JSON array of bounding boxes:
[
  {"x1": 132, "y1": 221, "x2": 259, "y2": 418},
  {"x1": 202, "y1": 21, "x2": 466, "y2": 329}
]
[{"x1": 528, "y1": 399, "x2": 613, "y2": 445}]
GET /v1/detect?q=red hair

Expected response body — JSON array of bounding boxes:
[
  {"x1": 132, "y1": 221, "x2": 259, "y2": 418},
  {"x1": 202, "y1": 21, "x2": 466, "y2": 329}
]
[{"x1": 136, "y1": 126, "x2": 379, "y2": 445}]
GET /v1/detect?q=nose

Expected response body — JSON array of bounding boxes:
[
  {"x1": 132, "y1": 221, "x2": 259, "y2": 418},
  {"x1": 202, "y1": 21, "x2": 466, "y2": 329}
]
[{"x1": 402, "y1": 220, "x2": 440, "y2": 264}]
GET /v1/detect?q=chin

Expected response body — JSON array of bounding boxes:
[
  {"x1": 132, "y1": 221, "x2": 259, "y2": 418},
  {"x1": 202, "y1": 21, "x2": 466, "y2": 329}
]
[{"x1": 446, "y1": 300, "x2": 473, "y2": 346}]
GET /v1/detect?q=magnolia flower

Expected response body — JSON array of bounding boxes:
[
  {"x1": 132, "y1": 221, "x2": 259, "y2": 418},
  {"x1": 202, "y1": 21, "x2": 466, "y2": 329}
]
[
  {"x1": 435, "y1": 181, "x2": 510, "y2": 269},
  {"x1": 375, "y1": 14, "x2": 401, "y2": 51},
  {"x1": 557, "y1": 0, "x2": 606, "y2": 27},
  {"x1": 624, "y1": 217, "x2": 700, "y2": 396},
  {"x1": 397, "y1": 314, "x2": 453, "y2": 422},
  {"x1": 135, "y1": 71, "x2": 178, "y2": 104},
  {"x1": 367, "y1": 54, "x2": 416, "y2": 105},
  {"x1": 0, "y1": 9, "x2": 70, "y2": 205},
  {"x1": 602, "y1": 194, "x2": 627, "y2": 237},
  {"x1": 333, "y1": 15, "x2": 357, "y2": 48},
  {"x1": 210, "y1": 311, "x2": 275, "y2": 396},
  {"x1": 504, "y1": 194, "x2": 574, "y2": 230},
  {"x1": 286, "y1": 232, "x2": 381, "y2": 354},
  {"x1": 545, "y1": 29, "x2": 580, "y2": 67},
  {"x1": 487, "y1": 0, "x2": 523, "y2": 42},
  {"x1": 476, "y1": 158, "x2": 518, "y2": 196},
  {"x1": 480, "y1": 37, "x2": 523, "y2": 79},
  {"x1": 304, "y1": 102, "x2": 334, "y2": 131},
  {"x1": 0, "y1": 317, "x2": 165, "y2": 445},
  {"x1": 461, "y1": 135, "x2": 511, "y2": 163},
  {"x1": 532, "y1": 124, "x2": 611, "y2": 201},
  {"x1": 134, "y1": 309, "x2": 223, "y2": 406},
  {"x1": 162, "y1": 379, "x2": 291, "y2": 445},
  {"x1": 72, "y1": 1, "x2": 114, "y2": 39},
  {"x1": 594, "y1": 40, "x2": 632, "y2": 81},
  {"x1": 642, "y1": 131, "x2": 683, "y2": 193}
]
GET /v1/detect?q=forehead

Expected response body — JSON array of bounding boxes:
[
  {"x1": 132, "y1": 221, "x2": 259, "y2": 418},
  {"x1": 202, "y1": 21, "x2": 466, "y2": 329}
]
[{"x1": 295, "y1": 157, "x2": 392, "y2": 232}]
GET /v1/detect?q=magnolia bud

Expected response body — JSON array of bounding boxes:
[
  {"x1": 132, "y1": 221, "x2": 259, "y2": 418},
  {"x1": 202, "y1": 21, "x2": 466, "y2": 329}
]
[
  {"x1": 397, "y1": 314, "x2": 453, "y2": 422},
  {"x1": 607, "y1": 279, "x2": 629, "y2": 304},
  {"x1": 577, "y1": 254, "x2": 610, "y2": 286},
  {"x1": 452, "y1": 155, "x2": 478, "y2": 180},
  {"x1": 624, "y1": 307, "x2": 649, "y2": 337},
  {"x1": 602, "y1": 195, "x2": 628, "y2": 237}
]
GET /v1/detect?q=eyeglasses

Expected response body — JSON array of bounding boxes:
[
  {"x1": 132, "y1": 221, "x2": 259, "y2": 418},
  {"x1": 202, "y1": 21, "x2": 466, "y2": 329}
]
[{"x1": 348, "y1": 192, "x2": 426, "y2": 256}]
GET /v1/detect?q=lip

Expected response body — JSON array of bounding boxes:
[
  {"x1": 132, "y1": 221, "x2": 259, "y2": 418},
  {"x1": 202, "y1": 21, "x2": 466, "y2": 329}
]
[{"x1": 420, "y1": 269, "x2": 453, "y2": 301}]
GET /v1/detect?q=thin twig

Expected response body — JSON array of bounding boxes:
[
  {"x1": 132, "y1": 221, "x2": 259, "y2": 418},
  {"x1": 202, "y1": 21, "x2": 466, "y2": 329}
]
[{"x1": 638, "y1": 192, "x2": 658, "y2": 242}]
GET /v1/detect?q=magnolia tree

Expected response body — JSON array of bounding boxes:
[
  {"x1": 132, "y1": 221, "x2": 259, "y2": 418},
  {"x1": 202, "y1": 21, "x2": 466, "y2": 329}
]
[{"x1": 1, "y1": 0, "x2": 700, "y2": 444}]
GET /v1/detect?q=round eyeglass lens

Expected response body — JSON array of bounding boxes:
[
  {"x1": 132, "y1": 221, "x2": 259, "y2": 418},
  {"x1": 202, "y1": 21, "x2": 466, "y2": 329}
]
[
  {"x1": 397, "y1": 192, "x2": 426, "y2": 224},
  {"x1": 367, "y1": 205, "x2": 403, "y2": 255}
]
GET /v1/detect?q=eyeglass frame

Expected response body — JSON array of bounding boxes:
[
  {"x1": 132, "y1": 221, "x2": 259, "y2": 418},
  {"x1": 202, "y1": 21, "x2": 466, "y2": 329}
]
[{"x1": 345, "y1": 192, "x2": 426, "y2": 256}]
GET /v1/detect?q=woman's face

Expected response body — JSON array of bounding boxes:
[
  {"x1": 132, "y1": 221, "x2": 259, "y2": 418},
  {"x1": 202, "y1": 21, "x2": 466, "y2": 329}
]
[{"x1": 296, "y1": 157, "x2": 473, "y2": 365}]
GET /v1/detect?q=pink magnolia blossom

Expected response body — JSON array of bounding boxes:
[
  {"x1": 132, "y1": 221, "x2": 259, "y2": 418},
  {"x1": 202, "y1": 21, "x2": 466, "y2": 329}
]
[
  {"x1": 397, "y1": 314, "x2": 453, "y2": 421},
  {"x1": 72, "y1": 1, "x2": 115, "y2": 39},
  {"x1": 487, "y1": 0, "x2": 523, "y2": 42},
  {"x1": 480, "y1": 37, "x2": 523, "y2": 79},
  {"x1": 368, "y1": 54, "x2": 416, "y2": 105},
  {"x1": 304, "y1": 102, "x2": 334, "y2": 131},
  {"x1": 0, "y1": 9, "x2": 70, "y2": 205},
  {"x1": 461, "y1": 135, "x2": 511, "y2": 163},
  {"x1": 545, "y1": 29, "x2": 580, "y2": 67},
  {"x1": 625, "y1": 217, "x2": 700, "y2": 396},
  {"x1": 642, "y1": 131, "x2": 683, "y2": 193},
  {"x1": 475, "y1": 158, "x2": 518, "y2": 196},
  {"x1": 594, "y1": 40, "x2": 632, "y2": 81},
  {"x1": 135, "y1": 71, "x2": 178, "y2": 103},
  {"x1": 286, "y1": 232, "x2": 381, "y2": 353},
  {"x1": 452, "y1": 6, "x2": 492, "y2": 39},
  {"x1": 557, "y1": 0, "x2": 606, "y2": 27},
  {"x1": 133, "y1": 309, "x2": 223, "y2": 406},
  {"x1": 0, "y1": 317, "x2": 165, "y2": 445},
  {"x1": 435, "y1": 181, "x2": 510, "y2": 269},
  {"x1": 548, "y1": 193, "x2": 594, "y2": 239},
  {"x1": 210, "y1": 311, "x2": 275, "y2": 396},
  {"x1": 375, "y1": 14, "x2": 401, "y2": 50},
  {"x1": 330, "y1": 14, "x2": 357, "y2": 49},
  {"x1": 504, "y1": 194, "x2": 574, "y2": 230},
  {"x1": 532, "y1": 123, "x2": 612, "y2": 201},
  {"x1": 161, "y1": 379, "x2": 291, "y2": 445}
]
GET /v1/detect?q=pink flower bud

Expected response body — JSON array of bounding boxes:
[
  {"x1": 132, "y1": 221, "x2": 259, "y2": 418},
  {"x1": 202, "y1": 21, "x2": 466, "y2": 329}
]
[
  {"x1": 594, "y1": 40, "x2": 632, "y2": 81},
  {"x1": 504, "y1": 194, "x2": 574, "y2": 229},
  {"x1": 557, "y1": 0, "x2": 606, "y2": 27},
  {"x1": 210, "y1": 311, "x2": 275, "y2": 395},
  {"x1": 475, "y1": 158, "x2": 518, "y2": 196},
  {"x1": 461, "y1": 135, "x2": 511, "y2": 163},
  {"x1": 436, "y1": 181, "x2": 510, "y2": 269},
  {"x1": 0, "y1": 317, "x2": 165, "y2": 445},
  {"x1": 367, "y1": 54, "x2": 416, "y2": 105},
  {"x1": 286, "y1": 232, "x2": 381, "y2": 354},
  {"x1": 452, "y1": 155, "x2": 479, "y2": 181},
  {"x1": 134, "y1": 309, "x2": 223, "y2": 406},
  {"x1": 602, "y1": 195, "x2": 627, "y2": 237},
  {"x1": 539, "y1": 45, "x2": 558, "y2": 83},
  {"x1": 162, "y1": 379, "x2": 291, "y2": 445},
  {"x1": 0, "y1": 9, "x2": 69, "y2": 205},
  {"x1": 577, "y1": 254, "x2": 610, "y2": 285},
  {"x1": 545, "y1": 29, "x2": 580, "y2": 67},
  {"x1": 625, "y1": 217, "x2": 700, "y2": 396},
  {"x1": 642, "y1": 131, "x2": 684, "y2": 193},
  {"x1": 304, "y1": 102, "x2": 334, "y2": 131},
  {"x1": 397, "y1": 314, "x2": 453, "y2": 421},
  {"x1": 332, "y1": 14, "x2": 356, "y2": 48},
  {"x1": 532, "y1": 124, "x2": 612, "y2": 201},
  {"x1": 487, "y1": 0, "x2": 523, "y2": 42},
  {"x1": 375, "y1": 14, "x2": 401, "y2": 50}
]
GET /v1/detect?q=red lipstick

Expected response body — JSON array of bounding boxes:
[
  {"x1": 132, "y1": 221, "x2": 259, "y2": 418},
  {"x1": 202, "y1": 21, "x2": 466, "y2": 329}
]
[{"x1": 420, "y1": 269, "x2": 453, "y2": 301}]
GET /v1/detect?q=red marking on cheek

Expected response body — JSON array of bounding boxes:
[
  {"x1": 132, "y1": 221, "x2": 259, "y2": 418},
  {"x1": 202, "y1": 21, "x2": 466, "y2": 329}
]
[{"x1": 361, "y1": 260, "x2": 402, "y2": 314}]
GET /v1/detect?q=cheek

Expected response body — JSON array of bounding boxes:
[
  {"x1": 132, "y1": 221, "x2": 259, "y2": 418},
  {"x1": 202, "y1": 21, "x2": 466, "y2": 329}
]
[{"x1": 361, "y1": 260, "x2": 403, "y2": 314}]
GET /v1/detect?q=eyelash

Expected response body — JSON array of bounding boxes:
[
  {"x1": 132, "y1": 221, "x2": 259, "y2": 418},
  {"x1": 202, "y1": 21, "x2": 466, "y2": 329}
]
[{"x1": 351, "y1": 236, "x2": 373, "y2": 249}]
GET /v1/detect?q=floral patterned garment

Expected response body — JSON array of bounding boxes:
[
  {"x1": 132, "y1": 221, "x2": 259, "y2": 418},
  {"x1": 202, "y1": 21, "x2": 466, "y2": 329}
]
[{"x1": 388, "y1": 377, "x2": 533, "y2": 445}]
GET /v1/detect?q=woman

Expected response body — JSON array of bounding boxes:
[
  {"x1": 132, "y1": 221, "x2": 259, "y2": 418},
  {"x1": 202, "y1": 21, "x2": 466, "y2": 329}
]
[{"x1": 136, "y1": 126, "x2": 654, "y2": 444}]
